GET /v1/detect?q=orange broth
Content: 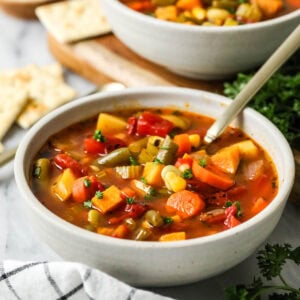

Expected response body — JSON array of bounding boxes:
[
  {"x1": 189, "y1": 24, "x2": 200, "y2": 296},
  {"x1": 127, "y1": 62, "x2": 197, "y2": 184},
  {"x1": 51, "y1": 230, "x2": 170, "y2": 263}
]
[{"x1": 31, "y1": 108, "x2": 278, "y2": 242}]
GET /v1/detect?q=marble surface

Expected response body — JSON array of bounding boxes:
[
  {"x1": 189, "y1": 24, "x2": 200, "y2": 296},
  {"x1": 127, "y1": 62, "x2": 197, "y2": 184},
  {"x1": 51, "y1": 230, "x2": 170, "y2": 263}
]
[{"x1": 0, "y1": 10, "x2": 299, "y2": 300}]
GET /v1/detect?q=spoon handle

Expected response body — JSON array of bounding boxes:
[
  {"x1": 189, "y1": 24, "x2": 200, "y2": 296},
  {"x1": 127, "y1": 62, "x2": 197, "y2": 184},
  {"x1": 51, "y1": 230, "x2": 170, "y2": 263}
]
[{"x1": 204, "y1": 24, "x2": 300, "y2": 144}]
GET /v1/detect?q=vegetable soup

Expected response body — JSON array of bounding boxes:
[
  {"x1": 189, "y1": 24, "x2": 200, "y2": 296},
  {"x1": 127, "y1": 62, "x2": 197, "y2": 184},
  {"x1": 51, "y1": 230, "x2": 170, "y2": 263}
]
[
  {"x1": 120, "y1": 0, "x2": 299, "y2": 26},
  {"x1": 31, "y1": 108, "x2": 278, "y2": 242}
]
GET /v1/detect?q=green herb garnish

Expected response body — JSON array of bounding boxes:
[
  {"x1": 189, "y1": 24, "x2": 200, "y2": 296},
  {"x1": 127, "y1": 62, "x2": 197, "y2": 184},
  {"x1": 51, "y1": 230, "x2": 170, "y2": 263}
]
[
  {"x1": 129, "y1": 156, "x2": 138, "y2": 166},
  {"x1": 144, "y1": 187, "x2": 156, "y2": 200},
  {"x1": 83, "y1": 200, "x2": 93, "y2": 209},
  {"x1": 199, "y1": 159, "x2": 207, "y2": 168},
  {"x1": 83, "y1": 178, "x2": 91, "y2": 188},
  {"x1": 225, "y1": 243, "x2": 300, "y2": 300},
  {"x1": 140, "y1": 176, "x2": 147, "y2": 184},
  {"x1": 126, "y1": 197, "x2": 135, "y2": 204},
  {"x1": 225, "y1": 201, "x2": 242, "y2": 217},
  {"x1": 163, "y1": 217, "x2": 174, "y2": 225},
  {"x1": 182, "y1": 169, "x2": 193, "y2": 179},
  {"x1": 93, "y1": 129, "x2": 106, "y2": 142},
  {"x1": 153, "y1": 158, "x2": 163, "y2": 164},
  {"x1": 95, "y1": 190, "x2": 103, "y2": 199},
  {"x1": 224, "y1": 54, "x2": 300, "y2": 147}
]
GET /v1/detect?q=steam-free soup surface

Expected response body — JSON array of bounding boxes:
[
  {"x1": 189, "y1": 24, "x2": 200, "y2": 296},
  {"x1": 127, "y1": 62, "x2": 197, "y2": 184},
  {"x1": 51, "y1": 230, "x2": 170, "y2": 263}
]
[
  {"x1": 31, "y1": 108, "x2": 278, "y2": 242},
  {"x1": 120, "y1": 0, "x2": 299, "y2": 26}
]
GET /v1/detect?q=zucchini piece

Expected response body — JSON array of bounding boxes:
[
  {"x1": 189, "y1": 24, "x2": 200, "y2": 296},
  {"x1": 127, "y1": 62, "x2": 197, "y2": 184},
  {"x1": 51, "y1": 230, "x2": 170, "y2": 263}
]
[
  {"x1": 98, "y1": 147, "x2": 131, "y2": 167},
  {"x1": 33, "y1": 158, "x2": 51, "y2": 181},
  {"x1": 155, "y1": 135, "x2": 178, "y2": 165}
]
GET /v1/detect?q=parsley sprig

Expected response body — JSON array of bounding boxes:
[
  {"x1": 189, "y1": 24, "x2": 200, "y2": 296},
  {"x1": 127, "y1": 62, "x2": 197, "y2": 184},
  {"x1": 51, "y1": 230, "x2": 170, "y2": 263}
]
[
  {"x1": 224, "y1": 51, "x2": 300, "y2": 147},
  {"x1": 225, "y1": 243, "x2": 300, "y2": 300}
]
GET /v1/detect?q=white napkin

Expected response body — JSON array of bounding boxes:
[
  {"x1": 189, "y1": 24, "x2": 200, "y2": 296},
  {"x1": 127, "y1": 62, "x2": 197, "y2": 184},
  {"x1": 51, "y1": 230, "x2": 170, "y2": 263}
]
[{"x1": 0, "y1": 260, "x2": 173, "y2": 300}]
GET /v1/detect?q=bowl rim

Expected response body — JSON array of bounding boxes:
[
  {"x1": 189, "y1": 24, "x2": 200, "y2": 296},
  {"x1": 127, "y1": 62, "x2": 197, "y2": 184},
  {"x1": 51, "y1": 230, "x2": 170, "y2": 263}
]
[
  {"x1": 14, "y1": 86, "x2": 295, "y2": 250},
  {"x1": 103, "y1": 0, "x2": 300, "y2": 33}
]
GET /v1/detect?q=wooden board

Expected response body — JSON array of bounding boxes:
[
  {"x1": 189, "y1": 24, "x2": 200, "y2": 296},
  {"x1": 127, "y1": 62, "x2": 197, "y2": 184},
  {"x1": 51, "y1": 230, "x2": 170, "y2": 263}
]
[{"x1": 48, "y1": 34, "x2": 223, "y2": 93}]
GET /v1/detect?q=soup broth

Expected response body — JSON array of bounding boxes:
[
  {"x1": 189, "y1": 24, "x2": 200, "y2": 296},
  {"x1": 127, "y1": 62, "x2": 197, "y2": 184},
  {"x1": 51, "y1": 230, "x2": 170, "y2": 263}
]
[{"x1": 31, "y1": 108, "x2": 278, "y2": 242}]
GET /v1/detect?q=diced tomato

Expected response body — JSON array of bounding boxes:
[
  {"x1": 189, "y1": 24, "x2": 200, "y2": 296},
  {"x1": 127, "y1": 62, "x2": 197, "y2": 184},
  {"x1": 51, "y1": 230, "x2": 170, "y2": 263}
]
[
  {"x1": 127, "y1": 116, "x2": 137, "y2": 135},
  {"x1": 124, "y1": 203, "x2": 147, "y2": 219},
  {"x1": 53, "y1": 153, "x2": 86, "y2": 177},
  {"x1": 136, "y1": 111, "x2": 174, "y2": 137},
  {"x1": 109, "y1": 202, "x2": 147, "y2": 224},
  {"x1": 224, "y1": 215, "x2": 241, "y2": 228},
  {"x1": 175, "y1": 157, "x2": 193, "y2": 169},
  {"x1": 84, "y1": 137, "x2": 107, "y2": 155},
  {"x1": 225, "y1": 205, "x2": 237, "y2": 217},
  {"x1": 72, "y1": 175, "x2": 104, "y2": 203}
]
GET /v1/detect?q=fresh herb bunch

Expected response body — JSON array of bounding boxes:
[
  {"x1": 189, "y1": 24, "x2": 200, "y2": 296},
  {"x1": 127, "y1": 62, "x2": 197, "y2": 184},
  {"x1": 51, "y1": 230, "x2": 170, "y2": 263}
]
[
  {"x1": 224, "y1": 51, "x2": 300, "y2": 148},
  {"x1": 225, "y1": 243, "x2": 300, "y2": 300}
]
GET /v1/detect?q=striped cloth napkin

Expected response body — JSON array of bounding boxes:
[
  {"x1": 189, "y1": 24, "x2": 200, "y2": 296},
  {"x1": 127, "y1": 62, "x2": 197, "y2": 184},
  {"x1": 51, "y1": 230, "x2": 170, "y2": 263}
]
[{"x1": 0, "y1": 260, "x2": 173, "y2": 300}]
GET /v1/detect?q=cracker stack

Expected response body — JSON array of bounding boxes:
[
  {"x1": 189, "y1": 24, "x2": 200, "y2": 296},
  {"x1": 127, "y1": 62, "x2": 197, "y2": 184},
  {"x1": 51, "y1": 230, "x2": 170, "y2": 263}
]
[{"x1": 0, "y1": 63, "x2": 76, "y2": 152}]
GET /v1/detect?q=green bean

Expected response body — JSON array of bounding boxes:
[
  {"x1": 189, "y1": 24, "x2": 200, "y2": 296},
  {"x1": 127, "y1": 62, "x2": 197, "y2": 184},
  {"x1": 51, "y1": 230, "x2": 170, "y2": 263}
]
[
  {"x1": 33, "y1": 158, "x2": 50, "y2": 180},
  {"x1": 155, "y1": 135, "x2": 178, "y2": 165},
  {"x1": 145, "y1": 210, "x2": 163, "y2": 227},
  {"x1": 134, "y1": 227, "x2": 151, "y2": 241},
  {"x1": 98, "y1": 147, "x2": 131, "y2": 167},
  {"x1": 128, "y1": 137, "x2": 149, "y2": 155}
]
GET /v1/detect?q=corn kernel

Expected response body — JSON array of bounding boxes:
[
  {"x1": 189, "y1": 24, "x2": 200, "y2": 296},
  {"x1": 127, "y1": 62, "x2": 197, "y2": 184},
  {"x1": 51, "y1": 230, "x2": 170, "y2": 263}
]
[
  {"x1": 164, "y1": 171, "x2": 186, "y2": 192},
  {"x1": 191, "y1": 7, "x2": 206, "y2": 22},
  {"x1": 172, "y1": 215, "x2": 182, "y2": 223},
  {"x1": 188, "y1": 134, "x2": 201, "y2": 148}
]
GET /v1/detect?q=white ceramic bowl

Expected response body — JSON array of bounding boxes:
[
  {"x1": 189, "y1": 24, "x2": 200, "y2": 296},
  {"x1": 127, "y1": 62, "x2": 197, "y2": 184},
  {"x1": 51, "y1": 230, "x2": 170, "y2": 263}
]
[
  {"x1": 14, "y1": 87, "x2": 295, "y2": 286},
  {"x1": 100, "y1": 0, "x2": 300, "y2": 80}
]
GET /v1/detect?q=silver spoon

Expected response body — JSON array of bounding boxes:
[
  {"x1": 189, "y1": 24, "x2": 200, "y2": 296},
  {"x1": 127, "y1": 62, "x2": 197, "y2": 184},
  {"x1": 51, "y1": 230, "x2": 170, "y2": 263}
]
[
  {"x1": 0, "y1": 82, "x2": 126, "y2": 167},
  {"x1": 204, "y1": 24, "x2": 300, "y2": 144}
]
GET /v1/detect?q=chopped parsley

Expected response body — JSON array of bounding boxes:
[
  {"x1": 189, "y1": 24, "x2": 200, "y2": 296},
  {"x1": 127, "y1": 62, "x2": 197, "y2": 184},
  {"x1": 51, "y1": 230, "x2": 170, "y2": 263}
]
[
  {"x1": 224, "y1": 51, "x2": 300, "y2": 147},
  {"x1": 153, "y1": 158, "x2": 163, "y2": 164},
  {"x1": 199, "y1": 158, "x2": 207, "y2": 168},
  {"x1": 163, "y1": 216, "x2": 174, "y2": 225},
  {"x1": 129, "y1": 156, "x2": 138, "y2": 166},
  {"x1": 144, "y1": 187, "x2": 156, "y2": 200},
  {"x1": 95, "y1": 190, "x2": 103, "y2": 199},
  {"x1": 93, "y1": 129, "x2": 106, "y2": 142},
  {"x1": 83, "y1": 200, "x2": 93, "y2": 209},
  {"x1": 140, "y1": 176, "x2": 147, "y2": 184},
  {"x1": 225, "y1": 243, "x2": 300, "y2": 299},
  {"x1": 126, "y1": 197, "x2": 135, "y2": 204},
  {"x1": 182, "y1": 169, "x2": 193, "y2": 179},
  {"x1": 83, "y1": 178, "x2": 91, "y2": 188}
]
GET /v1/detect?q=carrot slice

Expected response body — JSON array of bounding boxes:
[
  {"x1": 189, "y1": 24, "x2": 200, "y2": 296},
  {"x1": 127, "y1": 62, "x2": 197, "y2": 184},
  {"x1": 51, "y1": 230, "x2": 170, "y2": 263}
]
[
  {"x1": 192, "y1": 160, "x2": 234, "y2": 190},
  {"x1": 166, "y1": 190, "x2": 205, "y2": 219},
  {"x1": 173, "y1": 133, "x2": 192, "y2": 156},
  {"x1": 253, "y1": 0, "x2": 283, "y2": 17},
  {"x1": 286, "y1": 0, "x2": 300, "y2": 8}
]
